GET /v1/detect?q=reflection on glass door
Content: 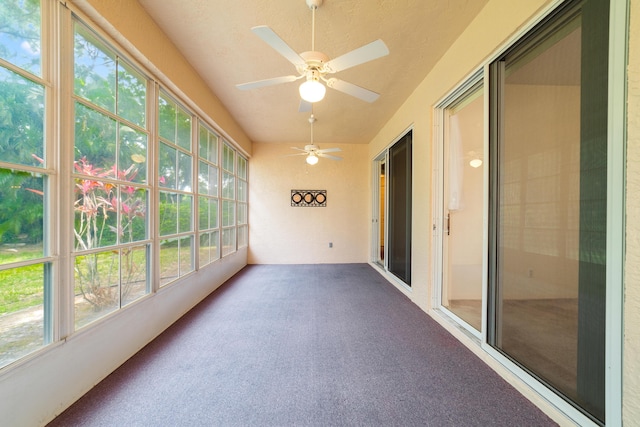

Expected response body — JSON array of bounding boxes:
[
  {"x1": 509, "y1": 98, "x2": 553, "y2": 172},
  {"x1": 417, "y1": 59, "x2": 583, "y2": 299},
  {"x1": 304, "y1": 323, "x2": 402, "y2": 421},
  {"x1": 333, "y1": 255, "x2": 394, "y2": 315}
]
[
  {"x1": 441, "y1": 84, "x2": 484, "y2": 331},
  {"x1": 489, "y1": 0, "x2": 608, "y2": 422}
]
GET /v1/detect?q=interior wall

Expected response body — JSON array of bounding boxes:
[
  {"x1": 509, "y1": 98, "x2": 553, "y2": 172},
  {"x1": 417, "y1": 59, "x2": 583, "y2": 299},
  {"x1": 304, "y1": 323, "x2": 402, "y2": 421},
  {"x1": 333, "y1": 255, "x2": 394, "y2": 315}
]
[
  {"x1": 248, "y1": 142, "x2": 369, "y2": 264},
  {"x1": 625, "y1": 0, "x2": 640, "y2": 422},
  {"x1": 367, "y1": 0, "x2": 555, "y2": 311}
]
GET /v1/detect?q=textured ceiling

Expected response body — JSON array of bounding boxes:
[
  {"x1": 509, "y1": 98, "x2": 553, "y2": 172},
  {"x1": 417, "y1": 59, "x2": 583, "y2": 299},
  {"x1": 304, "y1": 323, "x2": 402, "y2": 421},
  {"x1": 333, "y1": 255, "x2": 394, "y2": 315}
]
[{"x1": 137, "y1": 0, "x2": 489, "y2": 146}]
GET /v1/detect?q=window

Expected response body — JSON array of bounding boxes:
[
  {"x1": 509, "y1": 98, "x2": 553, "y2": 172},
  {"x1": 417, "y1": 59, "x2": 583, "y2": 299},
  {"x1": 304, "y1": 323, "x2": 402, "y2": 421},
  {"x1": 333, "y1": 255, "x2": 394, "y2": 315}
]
[
  {"x1": 0, "y1": 0, "x2": 250, "y2": 372},
  {"x1": 198, "y1": 124, "x2": 220, "y2": 267},
  {"x1": 221, "y1": 142, "x2": 236, "y2": 256},
  {"x1": 488, "y1": 0, "x2": 609, "y2": 422},
  {"x1": 73, "y1": 22, "x2": 150, "y2": 328},
  {"x1": 237, "y1": 155, "x2": 248, "y2": 248},
  {"x1": 158, "y1": 90, "x2": 194, "y2": 286},
  {"x1": 0, "y1": 0, "x2": 53, "y2": 367}
]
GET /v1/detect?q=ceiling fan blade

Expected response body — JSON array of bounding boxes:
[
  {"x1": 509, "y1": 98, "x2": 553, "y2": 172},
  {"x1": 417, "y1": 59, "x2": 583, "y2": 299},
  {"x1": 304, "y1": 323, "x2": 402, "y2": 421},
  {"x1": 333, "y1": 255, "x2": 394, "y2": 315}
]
[
  {"x1": 324, "y1": 39, "x2": 389, "y2": 73},
  {"x1": 318, "y1": 153, "x2": 343, "y2": 161},
  {"x1": 251, "y1": 26, "x2": 306, "y2": 67},
  {"x1": 236, "y1": 75, "x2": 299, "y2": 90},
  {"x1": 316, "y1": 147, "x2": 341, "y2": 154},
  {"x1": 290, "y1": 146, "x2": 308, "y2": 152},
  {"x1": 298, "y1": 99, "x2": 312, "y2": 113},
  {"x1": 326, "y1": 78, "x2": 380, "y2": 103}
]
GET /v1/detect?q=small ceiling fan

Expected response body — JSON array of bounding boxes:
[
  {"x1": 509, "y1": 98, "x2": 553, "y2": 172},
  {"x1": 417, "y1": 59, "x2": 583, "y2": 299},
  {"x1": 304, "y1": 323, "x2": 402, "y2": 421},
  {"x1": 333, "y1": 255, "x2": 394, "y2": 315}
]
[
  {"x1": 289, "y1": 114, "x2": 342, "y2": 165},
  {"x1": 236, "y1": 0, "x2": 389, "y2": 105}
]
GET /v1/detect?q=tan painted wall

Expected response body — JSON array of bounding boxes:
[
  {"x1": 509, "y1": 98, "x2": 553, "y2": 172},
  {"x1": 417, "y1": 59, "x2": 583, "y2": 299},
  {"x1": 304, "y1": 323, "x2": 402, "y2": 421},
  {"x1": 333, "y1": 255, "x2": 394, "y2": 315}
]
[
  {"x1": 71, "y1": 0, "x2": 252, "y2": 155},
  {"x1": 248, "y1": 142, "x2": 369, "y2": 264},
  {"x1": 625, "y1": 0, "x2": 640, "y2": 423},
  {"x1": 368, "y1": 0, "x2": 554, "y2": 311}
]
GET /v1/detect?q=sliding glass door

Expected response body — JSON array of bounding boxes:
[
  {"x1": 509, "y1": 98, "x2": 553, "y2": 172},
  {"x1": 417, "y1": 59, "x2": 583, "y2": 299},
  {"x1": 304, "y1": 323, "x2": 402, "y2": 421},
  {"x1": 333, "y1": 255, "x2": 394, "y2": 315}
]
[
  {"x1": 440, "y1": 83, "x2": 484, "y2": 332},
  {"x1": 373, "y1": 131, "x2": 412, "y2": 287},
  {"x1": 489, "y1": 0, "x2": 608, "y2": 422}
]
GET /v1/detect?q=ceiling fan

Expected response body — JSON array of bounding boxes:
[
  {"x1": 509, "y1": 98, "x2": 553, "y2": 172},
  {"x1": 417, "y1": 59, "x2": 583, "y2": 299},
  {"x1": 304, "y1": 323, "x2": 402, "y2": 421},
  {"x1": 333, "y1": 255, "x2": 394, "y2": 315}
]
[
  {"x1": 236, "y1": 0, "x2": 389, "y2": 106},
  {"x1": 289, "y1": 114, "x2": 342, "y2": 165}
]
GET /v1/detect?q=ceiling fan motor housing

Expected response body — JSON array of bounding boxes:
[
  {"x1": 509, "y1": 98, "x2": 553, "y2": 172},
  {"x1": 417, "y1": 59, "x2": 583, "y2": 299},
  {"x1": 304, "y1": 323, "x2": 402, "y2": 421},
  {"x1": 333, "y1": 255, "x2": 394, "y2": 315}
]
[{"x1": 305, "y1": 0, "x2": 323, "y2": 10}]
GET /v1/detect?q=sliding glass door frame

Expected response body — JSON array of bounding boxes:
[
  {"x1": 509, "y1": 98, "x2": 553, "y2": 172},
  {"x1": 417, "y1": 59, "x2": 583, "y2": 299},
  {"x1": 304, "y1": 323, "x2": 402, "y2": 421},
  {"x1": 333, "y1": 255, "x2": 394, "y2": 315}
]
[{"x1": 429, "y1": 0, "x2": 626, "y2": 424}]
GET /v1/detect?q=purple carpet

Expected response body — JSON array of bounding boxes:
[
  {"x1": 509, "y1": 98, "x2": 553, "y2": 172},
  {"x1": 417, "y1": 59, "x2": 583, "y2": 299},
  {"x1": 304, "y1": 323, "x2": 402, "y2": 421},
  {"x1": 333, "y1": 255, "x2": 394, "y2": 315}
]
[{"x1": 48, "y1": 264, "x2": 557, "y2": 426}]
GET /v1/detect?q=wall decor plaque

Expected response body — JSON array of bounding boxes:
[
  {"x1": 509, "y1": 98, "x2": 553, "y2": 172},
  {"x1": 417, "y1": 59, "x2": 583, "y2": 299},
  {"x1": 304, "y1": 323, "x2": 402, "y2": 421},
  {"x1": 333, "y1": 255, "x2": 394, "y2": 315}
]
[{"x1": 291, "y1": 190, "x2": 327, "y2": 207}]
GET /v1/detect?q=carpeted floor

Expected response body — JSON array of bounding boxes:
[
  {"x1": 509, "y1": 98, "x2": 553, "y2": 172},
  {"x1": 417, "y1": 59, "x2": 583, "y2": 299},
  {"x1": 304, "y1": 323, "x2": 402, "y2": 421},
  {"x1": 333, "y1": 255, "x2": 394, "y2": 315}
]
[{"x1": 48, "y1": 264, "x2": 557, "y2": 426}]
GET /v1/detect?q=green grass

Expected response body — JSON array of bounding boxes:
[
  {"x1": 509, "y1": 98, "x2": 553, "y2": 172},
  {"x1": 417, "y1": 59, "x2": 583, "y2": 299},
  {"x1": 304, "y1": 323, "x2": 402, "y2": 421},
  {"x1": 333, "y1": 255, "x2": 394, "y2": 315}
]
[{"x1": 0, "y1": 246, "x2": 44, "y2": 315}]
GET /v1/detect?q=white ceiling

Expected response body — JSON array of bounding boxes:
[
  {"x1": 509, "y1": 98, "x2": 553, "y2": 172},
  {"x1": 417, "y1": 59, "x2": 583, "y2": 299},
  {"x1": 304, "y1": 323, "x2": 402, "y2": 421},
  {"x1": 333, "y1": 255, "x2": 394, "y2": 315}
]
[{"x1": 137, "y1": 0, "x2": 489, "y2": 146}]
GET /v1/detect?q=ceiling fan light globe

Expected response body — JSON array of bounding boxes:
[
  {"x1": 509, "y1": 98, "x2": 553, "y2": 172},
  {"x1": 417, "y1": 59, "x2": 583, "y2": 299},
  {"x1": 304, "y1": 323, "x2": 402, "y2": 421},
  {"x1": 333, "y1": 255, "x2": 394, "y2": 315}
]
[
  {"x1": 306, "y1": 154, "x2": 319, "y2": 165},
  {"x1": 469, "y1": 158, "x2": 483, "y2": 168},
  {"x1": 299, "y1": 80, "x2": 326, "y2": 103}
]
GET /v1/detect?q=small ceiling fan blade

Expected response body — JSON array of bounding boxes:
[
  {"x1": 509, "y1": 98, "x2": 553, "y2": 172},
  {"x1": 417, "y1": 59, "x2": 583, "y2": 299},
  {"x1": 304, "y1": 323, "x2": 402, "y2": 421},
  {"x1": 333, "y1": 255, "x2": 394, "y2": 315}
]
[
  {"x1": 318, "y1": 153, "x2": 343, "y2": 161},
  {"x1": 316, "y1": 147, "x2": 342, "y2": 154},
  {"x1": 324, "y1": 39, "x2": 389, "y2": 73},
  {"x1": 298, "y1": 99, "x2": 312, "y2": 113},
  {"x1": 290, "y1": 146, "x2": 308, "y2": 152},
  {"x1": 285, "y1": 152, "x2": 308, "y2": 157},
  {"x1": 326, "y1": 78, "x2": 380, "y2": 103},
  {"x1": 236, "y1": 75, "x2": 299, "y2": 90},
  {"x1": 251, "y1": 26, "x2": 306, "y2": 67}
]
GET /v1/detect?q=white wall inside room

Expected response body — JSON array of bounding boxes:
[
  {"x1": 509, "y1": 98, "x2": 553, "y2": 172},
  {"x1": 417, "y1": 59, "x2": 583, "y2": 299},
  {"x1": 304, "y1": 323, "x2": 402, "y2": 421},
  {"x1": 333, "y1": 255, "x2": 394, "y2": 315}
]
[{"x1": 249, "y1": 142, "x2": 369, "y2": 264}]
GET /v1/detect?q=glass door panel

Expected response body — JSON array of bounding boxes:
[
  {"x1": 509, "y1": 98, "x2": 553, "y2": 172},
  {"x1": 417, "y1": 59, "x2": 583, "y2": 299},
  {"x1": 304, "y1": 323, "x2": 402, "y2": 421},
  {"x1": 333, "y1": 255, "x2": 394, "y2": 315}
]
[
  {"x1": 490, "y1": 1, "x2": 608, "y2": 421},
  {"x1": 442, "y1": 85, "x2": 484, "y2": 331}
]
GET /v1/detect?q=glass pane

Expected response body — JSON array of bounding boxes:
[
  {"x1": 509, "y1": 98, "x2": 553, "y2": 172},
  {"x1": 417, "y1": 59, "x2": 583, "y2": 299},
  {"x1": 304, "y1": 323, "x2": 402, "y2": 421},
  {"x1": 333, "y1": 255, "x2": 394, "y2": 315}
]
[
  {"x1": 237, "y1": 180, "x2": 247, "y2": 202},
  {"x1": 210, "y1": 199, "x2": 218, "y2": 229},
  {"x1": 159, "y1": 238, "x2": 179, "y2": 287},
  {"x1": 442, "y1": 85, "x2": 484, "y2": 331},
  {"x1": 237, "y1": 202, "x2": 247, "y2": 225},
  {"x1": 222, "y1": 172, "x2": 234, "y2": 199},
  {"x1": 198, "y1": 196, "x2": 209, "y2": 230},
  {"x1": 222, "y1": 143, "x2": 234, "y2": 172},
  {"x1": 75, "y1": 102, "x2": 117, "y2": 172},
  {"x1": 208, "y1": 132, "x2": 218, "y2": 164},
  {"x1": 238, "y1": 225, "x2": 248, "y2": 248},
  {"x1": 119, "y1": 124, "x2": 147, "y2": 184},
  {"x1": 158, "y1": 191, "x2": 177, "y2": 236},
  {"x1": 178, "y1": 194, "x2": 193, "y2": 233},
  {"x1": 0, "y1": 263, "x2": 47, "y2": 368},
  {"x1": 237, "y1": 156, "x2": 247, "y2": 179},
  {"x1": 74, "y1": 23, "x2": 116, "y2": 113},
  {"x1": 119, "y1": 186, "x2": 147, "y2": 243},
  {"x1": 222, "y1": 228, "x2": 236, "y2": 256},
  {"x1": 176, "y1": 106, "x2": 191, "y2": 151},
  {"x1": 159, "y1": 142, "x2": 176, "y2": 189},
  {"x1": 75, "y1": 250, "x2": 119, "y2": 328},
  {"x1": 158, "y1": 93, "x2": 175, "y2": 142},
  {"x1": 198, "y1": 161, "x2": 209, "y2": 195},
  {"x1": 199, "y1": 232, "x2": 210, "y2": 267},
  {"x1": 0, "y1": 169, "x2": 44, "y2": 262},
  {"x1": 388, "y1": 131, "x2": 412, "y2": 285},
  {"x1": 210, "y1": 166, "x2": 218, "y2": 197},
  {"x1": 493, "y1": 6, "x2": 608, "y2": 421},
  {"x1": 0, "y1": 67, "x2": 44, "y2": 167},
  {"x1": 210, "y1": 230, "x2": 220, "y2": 261},
  {"x1": 222, "y1": 200, "x2": 235, "y2": 227},
  {"x1": 198, "y1": 126, "x2": 208, "y2": 160},
  {"x1": 121, "y1": 245, "x2": 147, "y2": 306},
  {"x1": 0, "y1": 0, "x2": 41, "y2": 75},
  {"x1": 179, "y1": 236, "x2": 193, "y2": 275},
  {"x1": 178, "y1": 152, "x2": 192, "y2": 192},
  {"x1": 117, "y1": 61, "x2": 146, "y2": 127},
  {"x1": 74, "y1": 177, "x2": 117, "y2": 249}
]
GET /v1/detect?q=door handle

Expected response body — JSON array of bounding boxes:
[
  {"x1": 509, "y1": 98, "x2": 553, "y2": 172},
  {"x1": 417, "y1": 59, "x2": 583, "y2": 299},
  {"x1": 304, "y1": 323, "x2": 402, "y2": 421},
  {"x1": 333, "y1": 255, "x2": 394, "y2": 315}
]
[{"x1": 447, "y1": 213, "x2": 451, "y2": 236}]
